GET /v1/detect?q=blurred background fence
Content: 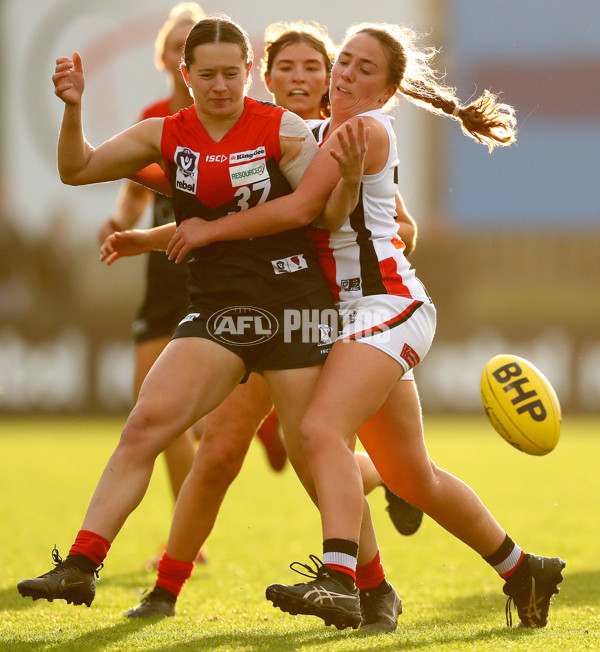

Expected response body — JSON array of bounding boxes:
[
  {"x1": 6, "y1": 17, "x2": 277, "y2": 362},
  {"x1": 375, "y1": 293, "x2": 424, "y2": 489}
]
[{"x1": 1, "y1": 0, "x2": 598, "y2": 414}]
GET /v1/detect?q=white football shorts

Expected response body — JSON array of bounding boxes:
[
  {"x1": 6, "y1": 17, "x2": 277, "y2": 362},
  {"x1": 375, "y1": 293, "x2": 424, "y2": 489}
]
[{"x1": 337, "y1": 294, "x2": 437, "y2": 378}]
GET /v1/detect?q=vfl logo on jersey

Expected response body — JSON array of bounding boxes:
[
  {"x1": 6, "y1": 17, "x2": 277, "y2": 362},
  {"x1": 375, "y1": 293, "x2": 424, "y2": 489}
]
[
  {"x1": 229, "y1": 146, "x2": 266, "y2": 164},
  {"x1": 271, "y1": 254, "x2": 308, "y2": 275},
  {"x1": 230, "y1": 159, "x2": 269, "y2": 188},
  {"x1": 174, "y1": 146, "x2": 199, "y2": 195},
  {"x1": 341, "y1": 278, "x2": 361, "y2": 292}
]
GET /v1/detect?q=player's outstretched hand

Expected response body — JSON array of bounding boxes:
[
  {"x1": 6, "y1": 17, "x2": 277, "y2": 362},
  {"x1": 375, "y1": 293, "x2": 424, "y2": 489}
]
[
  {"x1": 329, "y1": 117, "x2": 369, "y2": 185},
  {"x1": 100, "y1": 229, "x2": 152, "y2": 266},
  {"x1": 97, "y1": 218, "x2": 120, "y2": 246},
  {"x1": 53, "y1": 52, "x2": 85, "y2": 105},
  {"x1": 167, "y1": 217, "x2": 213, "y2": 263}
]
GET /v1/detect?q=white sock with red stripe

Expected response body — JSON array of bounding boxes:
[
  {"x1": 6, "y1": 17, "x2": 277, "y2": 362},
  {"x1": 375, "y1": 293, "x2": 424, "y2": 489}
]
[
  {"x1": 322, "y1": 538, "x2": 358, "y2": 587},
  {"x1": 483, "y1": 534, "x2": 524, "y2": 579}
]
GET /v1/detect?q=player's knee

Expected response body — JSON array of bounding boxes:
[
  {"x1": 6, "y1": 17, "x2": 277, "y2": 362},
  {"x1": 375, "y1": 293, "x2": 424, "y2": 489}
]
[
  {"x1": 299, "y1": 413, "x2": 329, "y2": 458},
  {"x1": 196, "y1": 438, "x2": 248, "y2": 485},
  {"x1": 118, "y1": 407, "x2": 165, "y2": 459}
]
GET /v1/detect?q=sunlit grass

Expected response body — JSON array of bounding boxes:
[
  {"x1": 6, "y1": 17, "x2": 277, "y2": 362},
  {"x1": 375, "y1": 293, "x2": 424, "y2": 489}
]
[{"x1": 0, "y1": 415, "x2": 598, "y2": 651}]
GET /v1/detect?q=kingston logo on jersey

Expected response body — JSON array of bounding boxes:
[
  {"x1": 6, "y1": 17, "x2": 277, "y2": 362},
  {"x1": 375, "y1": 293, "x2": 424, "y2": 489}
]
[
  {"x1": 174, "y1": 146, "x2": 199, "y2": 195},
  {"x1": 229, "y1": 146, "x2": 266, "y2": 164},
  {"x1": 229, "y1": 159, "x2": 269, "y2": 188},
  {"x1": 271, "y1": 254, "x2": 308, "y2": 275}
]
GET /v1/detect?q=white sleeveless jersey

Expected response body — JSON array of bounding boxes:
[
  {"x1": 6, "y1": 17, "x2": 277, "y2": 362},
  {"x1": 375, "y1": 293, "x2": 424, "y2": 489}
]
[{"x1": 308, "y1": 110, "x2": 429, "y2": 305}]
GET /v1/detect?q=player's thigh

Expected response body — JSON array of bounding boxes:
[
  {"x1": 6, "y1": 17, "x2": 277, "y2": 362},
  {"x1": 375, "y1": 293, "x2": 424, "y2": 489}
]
[
  {"x1": 133, "y1": 335, "x2": 172, "y2": 397},
  {"x1": 303, "y1": 339, "x2": 403, "y2": 441},
  {"x1": 134, "y1": 337, "x2": 246, "y2": 437},
  {"x1": 202, "y1": 371, "x2": 273, "y2": 440}
]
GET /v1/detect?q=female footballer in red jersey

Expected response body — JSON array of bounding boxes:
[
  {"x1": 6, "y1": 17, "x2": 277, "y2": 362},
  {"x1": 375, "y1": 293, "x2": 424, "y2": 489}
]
[
  {"x1": 96, "y1": 2, "x2": 210, "y2": 568},
  {"x1": 18, "y1": 16, "x2": 401, "y2": 633},
  {"x1": 97, "y1": 2, "x2": 286, "y2": 572},
  {"x1": 109, "y1": 22, "x2": 415, "y2": 631},
  {"x1": 163, "y1": 22, "x2": 565, "y2": 631}
]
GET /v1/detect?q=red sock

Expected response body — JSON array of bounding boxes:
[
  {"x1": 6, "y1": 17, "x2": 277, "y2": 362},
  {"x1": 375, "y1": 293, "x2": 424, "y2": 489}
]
[
  {"x1": 355, "y1": 550, "x2": 385, "y2": 590},
  {"x1": 68, "y1": 529, "x2": 111, "y2": 566},
  {"x1": 256, "y1": 408, "x2": 279, "y2": 446},
  {"x1": 155, "y1": 552, "x2": 194, "y2": 597}
]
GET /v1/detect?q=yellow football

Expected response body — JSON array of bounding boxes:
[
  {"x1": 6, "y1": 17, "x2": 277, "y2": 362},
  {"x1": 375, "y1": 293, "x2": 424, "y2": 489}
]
[{"x1": 481, "y1": 354, "x2": 561, "y2": 455}]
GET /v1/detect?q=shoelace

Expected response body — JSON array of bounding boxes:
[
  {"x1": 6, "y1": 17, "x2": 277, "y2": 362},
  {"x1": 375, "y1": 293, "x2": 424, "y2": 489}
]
[
  {"x1": 139, "y1": 588, "x2": 158, "y2": 605},
  {"x1": 50, "y1": 545, "x2": 103, "y2": 579},
  {"x1": 505, "y1": 596, "x2": 514, "y2": 627},
  {"x1": 289, "y1": 554, "x2": 324, "y2": 581}
]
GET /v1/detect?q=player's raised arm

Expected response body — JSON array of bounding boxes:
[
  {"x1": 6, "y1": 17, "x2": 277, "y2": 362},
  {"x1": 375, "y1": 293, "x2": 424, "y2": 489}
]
[{"x1": 53, "y1": 52, "x2": 164, "y2": 187}]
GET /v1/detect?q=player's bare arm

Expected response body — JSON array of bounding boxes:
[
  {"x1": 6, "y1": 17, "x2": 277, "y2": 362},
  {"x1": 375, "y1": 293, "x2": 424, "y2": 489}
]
[
  {"x1": 315, "y1": 118, "x2": 370, "y2": 232},
  {"x1": 100, "y1": 223, "x2": 176, "y2": 266},
  {"x1": 53, "y1": 53, "x2": 164, "y2": 186},
  {"x1": 394, "y1": 193, "x2": 417, "y2": 255}
]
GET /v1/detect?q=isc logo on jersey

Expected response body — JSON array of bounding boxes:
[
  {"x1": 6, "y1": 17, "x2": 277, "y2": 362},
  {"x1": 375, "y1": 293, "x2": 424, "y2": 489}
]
[{"x1": 174, "y1": 146, "x2": 200, "y2": 195}]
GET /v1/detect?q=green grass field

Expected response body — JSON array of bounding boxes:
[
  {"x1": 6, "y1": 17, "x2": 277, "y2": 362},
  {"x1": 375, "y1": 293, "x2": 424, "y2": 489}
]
[{"x1": 0, "y1": 415, "x2": 598, "y2": 651}]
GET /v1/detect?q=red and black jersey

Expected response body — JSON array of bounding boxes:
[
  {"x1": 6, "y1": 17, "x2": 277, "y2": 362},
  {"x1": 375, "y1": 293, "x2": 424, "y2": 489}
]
[
  {"x1": 161, "y1": 97, "x2": 326, "y2": 309},
  {"x1": 139, "y1": 97, "x2": 181, "y2": 230}
]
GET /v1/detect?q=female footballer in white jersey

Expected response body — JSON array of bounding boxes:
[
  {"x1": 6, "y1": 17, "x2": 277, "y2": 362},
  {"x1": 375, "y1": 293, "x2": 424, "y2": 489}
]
[{"x1": 166, "y1": 22, "x2": 565, "y2": 631}]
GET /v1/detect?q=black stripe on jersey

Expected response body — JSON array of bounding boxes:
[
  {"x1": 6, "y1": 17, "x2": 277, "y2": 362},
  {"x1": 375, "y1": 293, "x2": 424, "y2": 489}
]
[
  {"x1": 255, "y1": 99, "x2": 279, "y2": 108},
  {"x1": 310, "y1": 124, "x2": 321, "y2": 142},
  {"x1": 345, "y1": 300, "x2": 424, "y2": 341},
  {"x1": 393, "y1": 166, "x2": 399, "y2": 184},
  {"x1": 348, "y1": 188, "x2": 388, "y2": 296}
]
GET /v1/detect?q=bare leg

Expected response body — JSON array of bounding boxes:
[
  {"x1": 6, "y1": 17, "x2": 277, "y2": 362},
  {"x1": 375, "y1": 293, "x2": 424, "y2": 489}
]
[
  {"x1": 81, "y1": 338, "x2": 245, "y2": 541},
  {"x1": 165, "y1": 372, "x2": 274, "y2": 561},
  {"x1": 355, "y1": 451, "x2": 383, "y2": 495},
  {"x1": 265, "y1": 367, "x2": 381, "y2": 566},
  {"x1": 358, "y1": 380, "x2": 505, "y2": 556},
  {"x1": 302, "y1": 339, "x2": 505, "y2": 557},
  {"x1": 134, "y1": 337, "x2": 196, "y2": 499}
]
